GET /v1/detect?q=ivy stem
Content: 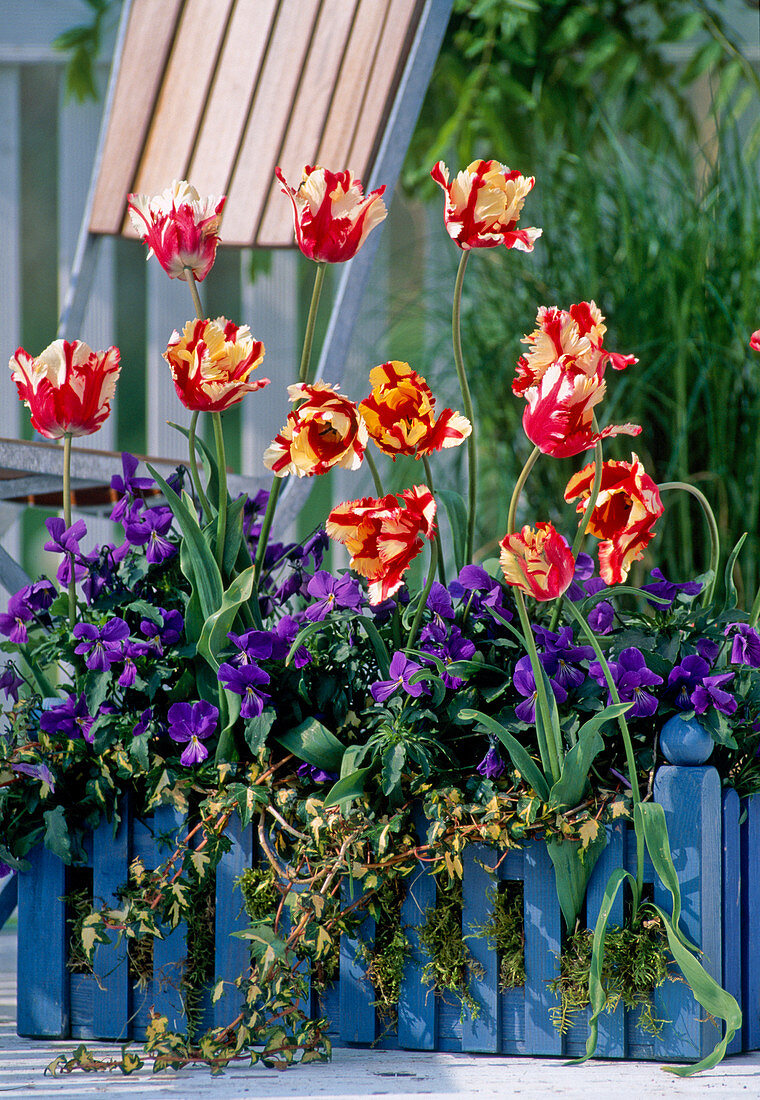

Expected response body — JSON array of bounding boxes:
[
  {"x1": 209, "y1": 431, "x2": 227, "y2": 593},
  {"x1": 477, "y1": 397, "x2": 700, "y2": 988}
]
[
  {"x1": 299, "y1": 262, "x2": 327, "y2": 385},
  {"x1": 451, "y1": 250, "x2": 476, "y2": 562},
  {"x1": 658, "y1": 482, "x2": 720, "y2": 605},
  {"x1": 548, "y1": 430, "x2": 605, "y2": 633},
  {"x1": 62, "y1": 433, "x2": 76, "y2": 628},
  {"x1": 188, "y1": 411, "x2": 212, "y2": 518},
  {"x1": 406, "y1": 538, "x2": 439, "y2": 652},
  {"x1": 422, "y1": 454, "x2": 446, "y2": 586},
  {"x1": 364, "y1": 447, "x2": 385, "y2": 497},
  {"x1": 506, "y1": 445, "x2": 541, "y2": 536},
  {"x1": 183, "y1": 266, "x2": 204, "y2": 319},
  {"x1": 212, "y1": 412, "x2": 228, "y2": 573}
]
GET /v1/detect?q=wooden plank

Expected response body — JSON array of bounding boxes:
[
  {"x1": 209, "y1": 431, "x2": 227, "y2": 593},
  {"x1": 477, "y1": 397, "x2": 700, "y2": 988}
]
[
  {"x1": 89, "y1": 0, "x2": 184, "y2": 235},
  {"x1": 128, "y1": 0, "x2": 233, "y2": 207},
  {"x1": 187, "y1": 0, "x2": 278, "y2": 200},
  {"x1": 214, "y1": 813, "x2": 253, "y2": 1027},
  {"x1": 345, "y1": 0, "x2": 421, "y2": 176},
  {"x1": 523, "y1": 838, "x2": 562, "y2": 1055},
  {"x1": 151, "y1": 804, "x2": 188, "y2": 1033},
  {"x1": 585, "y1": 824, "x2": 625, "y2": 1058},
  {"x1": 17, "y1": 844, "x2": 69, "y2": 1037},
  {"x1": 223, "y1": 0, "x2": 321, "y2": 246},
  {"x1": 0, "y1": 873, "x2": 17, "y2": 929},
  {"x1": 256, "y1": 0, "x2": 359, "y2": 246},
  {"x1": 339, "y1": 877, "x2": 375, "y2": 1043},
  {"x1": 653, "y1": 765, "x2": 722, "y2": 1063},
  {"x1": 91, "y1": 807, "x2": 130, "y2": 1040},
  {"x1": 722, "y1": 789, "x2": 742, "y2": 1055},
  {"x1": 461, "y1": 845, "x2": 499, "y2": 1052},
  {"x1": 398, "y1": 860, "x2": 438, "y2": 1049},
  {"x1": 317, "y1": 0, "x2": 388, "y2": 170},
  {"x1": 741, "y1": 793, "x2": 760, "y2": 1051}
]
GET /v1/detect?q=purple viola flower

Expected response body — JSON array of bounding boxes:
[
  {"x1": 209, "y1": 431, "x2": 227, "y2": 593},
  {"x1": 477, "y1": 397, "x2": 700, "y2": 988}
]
[
  {"x1": 691, "y1": 672, "x2": 737, "y2": 717},
  {"x1": 168, "y1": 700, "x2": 218, "y2": 765},
  {"x1": 39, "y1": 693, "x2": 95, "y2": 743},
  {"x1": 297, "y1": 761, "x2": 338, "y2": 784},
  {"x1": 370, "y1": 652, "x2": 427, "y2": 703},
  {"x1": 302, "y1": 529, "x2": 329, "y2": 569},
  {"x1": 609, "y1": 648, "x2": 663, "y2": 718},
  {"x1": 140, "y1": 608, "x2": 184, "y2": 653},
  {"x1": 118, "y1": 640, "x2": 150, "y2": 687},
  {"x1": 132, "y1": 707, "x2": 153, "y2": 737},
  {"x1": 273, "y1": 570, "x2": 305, "y2": 605},
  {"x1": 0, "y1": 664, "x2": 24, "y2": 703},
  {"x1": 218, "y1": 662, "x2": 270, "y2": 718},
  {"x1": 26, "y1": 580, "x2": 56, "y2": 613},
  {"x1": 271, "y1": 615, "x2": 311, "y2": 667},
  {"x1": 535, "y1": 626, "x2": 594, "y2": 691},
  {"x1": 476, "y1": 746, "x2": 505, "y2": 780},
  {"x1": 0, "y1": 861, "x2": 13, "y2": 879},
  {"x1": 641, "y1": 568, "x2": 702, "y2": 608},
  {"x1": 0, "y1": 590, "x2": 35, "y2": 645},
  {"x1": 453, "y1": 564, "x2": 510, "y2": 617},
  {"x1": 73, "y1": 618, "x2": 130, "y2": 671},
  {"x1": 726, "y1": 623, "x2": 760, "y2": 668},
  {"x1": 667, "y1": 654, "x2": 711, "y2": 710},
  {"x1": 422, "y1": 626, "x2": 476, "y2": 690},
  {"x1": 228, "y1": 629, "x2": 276, "y2": 664},
  {"x1": 588, "y1": 600, "x2": 614, "y2": 634},
  {"x1": 123, "y1": 506, "x2": 176, "y2": 563},
  {"x1": 427, "y1": 582, "x2": 455, "y2": 623},
  {"x1": 565, "y1": 551, "x2": 597, "y2": 602},
  {"x1": 305, "y1": 571, "x2": 364, "y2": 621},
  {"x1": 44, "y1": 517, "x2": 88, "y2": 584},
  {"x1": 110, "y1": 453, "x2": 154, "y2": 522},
  {"x1": 12, "y1": 760, "x2": 55, "y2": 790},
  {"x1": 513, "y1": 655, "x2": 568, "y2": 723}
]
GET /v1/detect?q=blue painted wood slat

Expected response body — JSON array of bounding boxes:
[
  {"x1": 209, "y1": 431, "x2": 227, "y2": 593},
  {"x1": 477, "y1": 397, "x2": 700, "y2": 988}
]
[
  {"x1": 339, "y1": 877, "x2": 375, "y2": 1043},
  {"x1": 721, "y1": 789, "x2": 742, "y2": 1056},
  {"x1": 585, "y1": 823, "x2": 626, "y2": 1058},
  {"x1": 214, "y1": 814, "x2": 253, "y2": 1027},
  {"x1": 741, "y1": 793, "x2": 760, "y2": 1051},
  {"x1": 17, "y1": 843, "x2": 69, "y2": 1037},
  {"x1": 151, "y1": 804, "x2": 188, "y2": 1033},
  {"x1": 92, "y1": 805, "x2": 130, "y2": 1039},
  {"x1": 523, "y1": 838, "x2": 562, "y2": 1055},
  {"x1": 398, "y1": 859, "x2": 438, "y2": 1050}
]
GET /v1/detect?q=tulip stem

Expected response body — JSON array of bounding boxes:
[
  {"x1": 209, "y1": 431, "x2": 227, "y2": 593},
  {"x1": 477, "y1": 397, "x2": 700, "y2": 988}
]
[
  {"x1": 62, "y1": 433, "x2": 76, "y2": 628},
  {"x1": 364, "y1": 448, "x2": 385, "y2": 497},
  {"x1": 406, "y1": 537, "x2": 439, "y2": 652},
  {"x1": 452, "y1": 250, "x2": 476, "y2": 563},
  {"x1": 422, "y1": 455, "x2": 446, "y2": 586},
  {"x1": 299, "y1": 262, "x2": 327, "y2": 385},
  {"x1": 188, "y1": 411, "x2": 212, "y2": 518},
  {"x1": 211, "y1": 412, "x2": 228, "y2": 574},
  {"x1": 506, "y1": 445, "x2": 541, "y2": 536},
  {"x1": 183, "y1": 266, "x2": 204, "y2": 319},
  {"x1": 548, "y1": 429, "x2": 605, "y2": 633},
  {"x1": 657, "y1": 482, "x2": 720, "y2": 605},
  {"x1": 513, "y1": 586, "x2": 562, "y2": 784}
]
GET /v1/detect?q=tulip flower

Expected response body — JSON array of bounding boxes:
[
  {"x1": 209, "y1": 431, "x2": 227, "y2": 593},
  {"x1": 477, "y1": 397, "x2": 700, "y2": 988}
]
[
  {"x1": 275, "y1": 165, "x2": 387, "y2": 263},
  {"x1": 430, "y1": 159, "x2": 542, "y2": 251},
  {"x1": 9, "y1": 339, "x2": 120, "y2": 439},
  {"x1": 358, "y1": 361, "x2": 471, "y2": 458},
  {"x1": 513, "y1": 301, "x2": 637, "y2": 397},
  {"x1": 326, "y1": 486, "x2": 436, "y2": 604},
  {"x1": 522, "y1": 363, "x2": 641, "y2": 458},
  {"x1": 163, "y1": 317, "x2": 269, "y2": 412},
  {"x1": 499, "y1": 522, "x2": 575, "y2": 601},
  {"x1": 564, "y1": 454, "x2": 664, "y2": 585},
  {"x1": 751, "y1": 331, "x2": 760, "y2": 353},
  {"x1": 127, "y1": 180, "x2": 225, "y2": 282},
  {"x1": 263, "y1": 381, "x2": 368, "y2": 477}
]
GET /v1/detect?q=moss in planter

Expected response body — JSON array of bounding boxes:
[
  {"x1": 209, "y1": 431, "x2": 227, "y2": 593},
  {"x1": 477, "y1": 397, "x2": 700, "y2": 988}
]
[
  {"x1": 183, "y1": 875, "x2": 216, "y2": 1040},
  {"x1": 419, "y1": 876, "x2": 484, "y2": 1018},
  {"x1": 359, "y1": 878, "x2": 410, "y2": 1026},
  {"x1": 550, "y1": 911, "x2": 670, "y2": 1036},
  {"x1": 482, "y1": 881, "x2": 525, "y2": 992},
  {"x1": 238, "y1": 866, "x2": 279, "y2": 921},
  {"x1": 65, "y1": 869, "x2": 94, "y2": 975}
]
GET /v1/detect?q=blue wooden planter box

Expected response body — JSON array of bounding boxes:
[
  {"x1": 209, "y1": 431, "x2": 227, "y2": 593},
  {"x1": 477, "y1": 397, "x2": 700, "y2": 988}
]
[{"x1": 16, "y1": 765, "x2": 760, "y2": 1061}]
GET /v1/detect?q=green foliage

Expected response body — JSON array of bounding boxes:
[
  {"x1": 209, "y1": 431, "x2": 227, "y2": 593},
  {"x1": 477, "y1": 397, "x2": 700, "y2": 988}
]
[
  {"x1": 52, "y1": 0, "x2": 119, "y2": 102},
  {"x1": 419, "y1": 876, "x2": 484, "y2": 1017},
  {"x1": 359, "y1": 878, "x2": 410, "y2": 1025},
  {"x1": 481, "y1": 880, "x2": 526, "y2": 991}
]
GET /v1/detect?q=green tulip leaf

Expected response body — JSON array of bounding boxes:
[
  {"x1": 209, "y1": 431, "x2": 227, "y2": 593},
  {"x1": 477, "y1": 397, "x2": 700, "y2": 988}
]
[
  {"x1": 459, "y1": 708, "x2": 550, "y2": 801},
  {"x1": 275, "y1": 718, "x2": 345, "y2": 772},
  {"x1": 549, "y1": 702, "x2": 633, "y2": 811},
  {"x1": 323, "y1": 766, "x2": 373, "y2": 809},
  {"x1": 197, "y1": 565, "x2": 256, "y2": 670}
]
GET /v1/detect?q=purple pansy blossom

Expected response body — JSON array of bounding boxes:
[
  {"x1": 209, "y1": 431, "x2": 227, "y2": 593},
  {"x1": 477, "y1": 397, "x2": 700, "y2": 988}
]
[
  {"x1": 12, "y1": 760, "x2": 55, "y2": 790},
  {"x1": 302, "y1": 529, "x2": 329, "y2": 569},
  {"x1": 641, "y1": 568, "x2": 702, "y2": 608},
  {"x1": 123, "y1": 506, "x2": 176, "y2": 563},
  {"x1": 726, "y1": 623, "x2": 760, "y2": 668},
  {"x1": 118, "y1": 640, "x2": 150, "y2": 687},
  {"x1": 477, "y1": 746, "x2": 505, "y2": 780},
  {"x1": 140, "y1": 608, "x2": 184, "y2": 653},
  {"x1": 513, "y1": 655, "x2": 568, "y2": 723},
  {"x1": 43, "y1": 517, "x2": 89, "y2": 584},
  {"x1": 110, "y1": 453, "x2": 154, "y2": 522},
  {"x1": 370, "y1": 652, "x2": 428, "y2": 703},
  {"x1": 691, "y1": 672, "x2": 737, "y2": 717},
  {"x1": 168, "y1": 700, "x2": 218, "y2": 765},
  {"x1": 427, "y1": 582, "x2": 455, "y2": 623},
  {"x1": 0, "y1": 590, "x2": 35, "y2": 645},
  {"x1": 421, "y1": 626, "x2": 476, "y2": 690},
  {"x1": 565, "y1": 551, "x2": 596, "y2": 602},
  {"x1": 132, "y1": 707, "x2": 153, "y2": 737},
  {"x1": 667, "y1": 654, "x2": 711, "y2": 710},
  {"x1": 272, "y1": 615, "x2": 311, "y2": 667},
  {"x1": 588, "y1": 600, "x2": 614, "y2": 634},
  {"x1": 451, "y1": 564, "x2": 510, "y2": 618},
  {"x1": 73, "y1": 618, "x2": 130, "y2": 671},
  {"x1": 535, "y1": 626, "x2": 594, "y2": 691},
  {"x1": 228, "y1": 629, "x2": 276, "y2": 664},
  {"x1": 39, "y1": 693, "x2": 95, "y2": 742},
  {"x1": 590, "y1": 647, "x2": 663, "y2": 718},
  {"x1": 0, "y1": 664, "x2": 24, "y2": 703},
  {"x1": 217, "y1": 662, "x2": 270, "y2": 718},
  {"x1": 305, "y1": 571, "x2": 363, "y2": 621},
  {"x1": 297, "y1": 762, "x2": 338, "y2": 784}
]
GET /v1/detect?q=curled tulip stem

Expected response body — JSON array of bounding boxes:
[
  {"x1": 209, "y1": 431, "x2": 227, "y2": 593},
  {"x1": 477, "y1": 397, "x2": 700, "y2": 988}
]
[
  {"x1": 406, "y1": 537, "x2": 439, "y2": 652},
  {"x1": 211, "y1": 412, "x2": 228, "y2": 574},
  {"x1": 657, "y1": 482, "x2": 720, "y2": 605},
  {"x1": 188, "y1": 411, "x2": 212, "y2": 518},
  {"x1": 364, "y1": 448, "x2": 385, "y2": 497},
  {"x1": 62, "y1": 433, "x2": 76, "y2": 628},
  {"x1": 452, "y1": 250, "x2": 477, "y2": 562},
  {"x1": 183, "y1": 266, "x2": 204, "y2": 319},
  {"x1": 422, "y1": 455, "x2": 446, "y2": 586},
  {"x1": 299, "y1": 262, "x2": 327, "y2": 385},
  {"x1": 506, "y1": 445, "x2": 541, "y2": 536}
]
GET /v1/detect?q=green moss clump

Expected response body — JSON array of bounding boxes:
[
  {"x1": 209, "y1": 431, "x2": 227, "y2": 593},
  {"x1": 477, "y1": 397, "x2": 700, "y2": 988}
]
[
  {"x1": 65, "y1": 885, "x2": 94, "y2": 975},
  {"x1": 550, "y1": 911, "x2": 670, "y2": 1035},
  {"x1": 360, "y1": 879, "x2": 410, "y2": 1025},
  {"x1": 419, "y1": 877, "x2": 484, "y2": 1018},
  {"x1": 484, "y1": 881, "x2": 525, "y2": 991},
  {"x1": 237, "y1": 865, "x2": 279, "y2": 921}
]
